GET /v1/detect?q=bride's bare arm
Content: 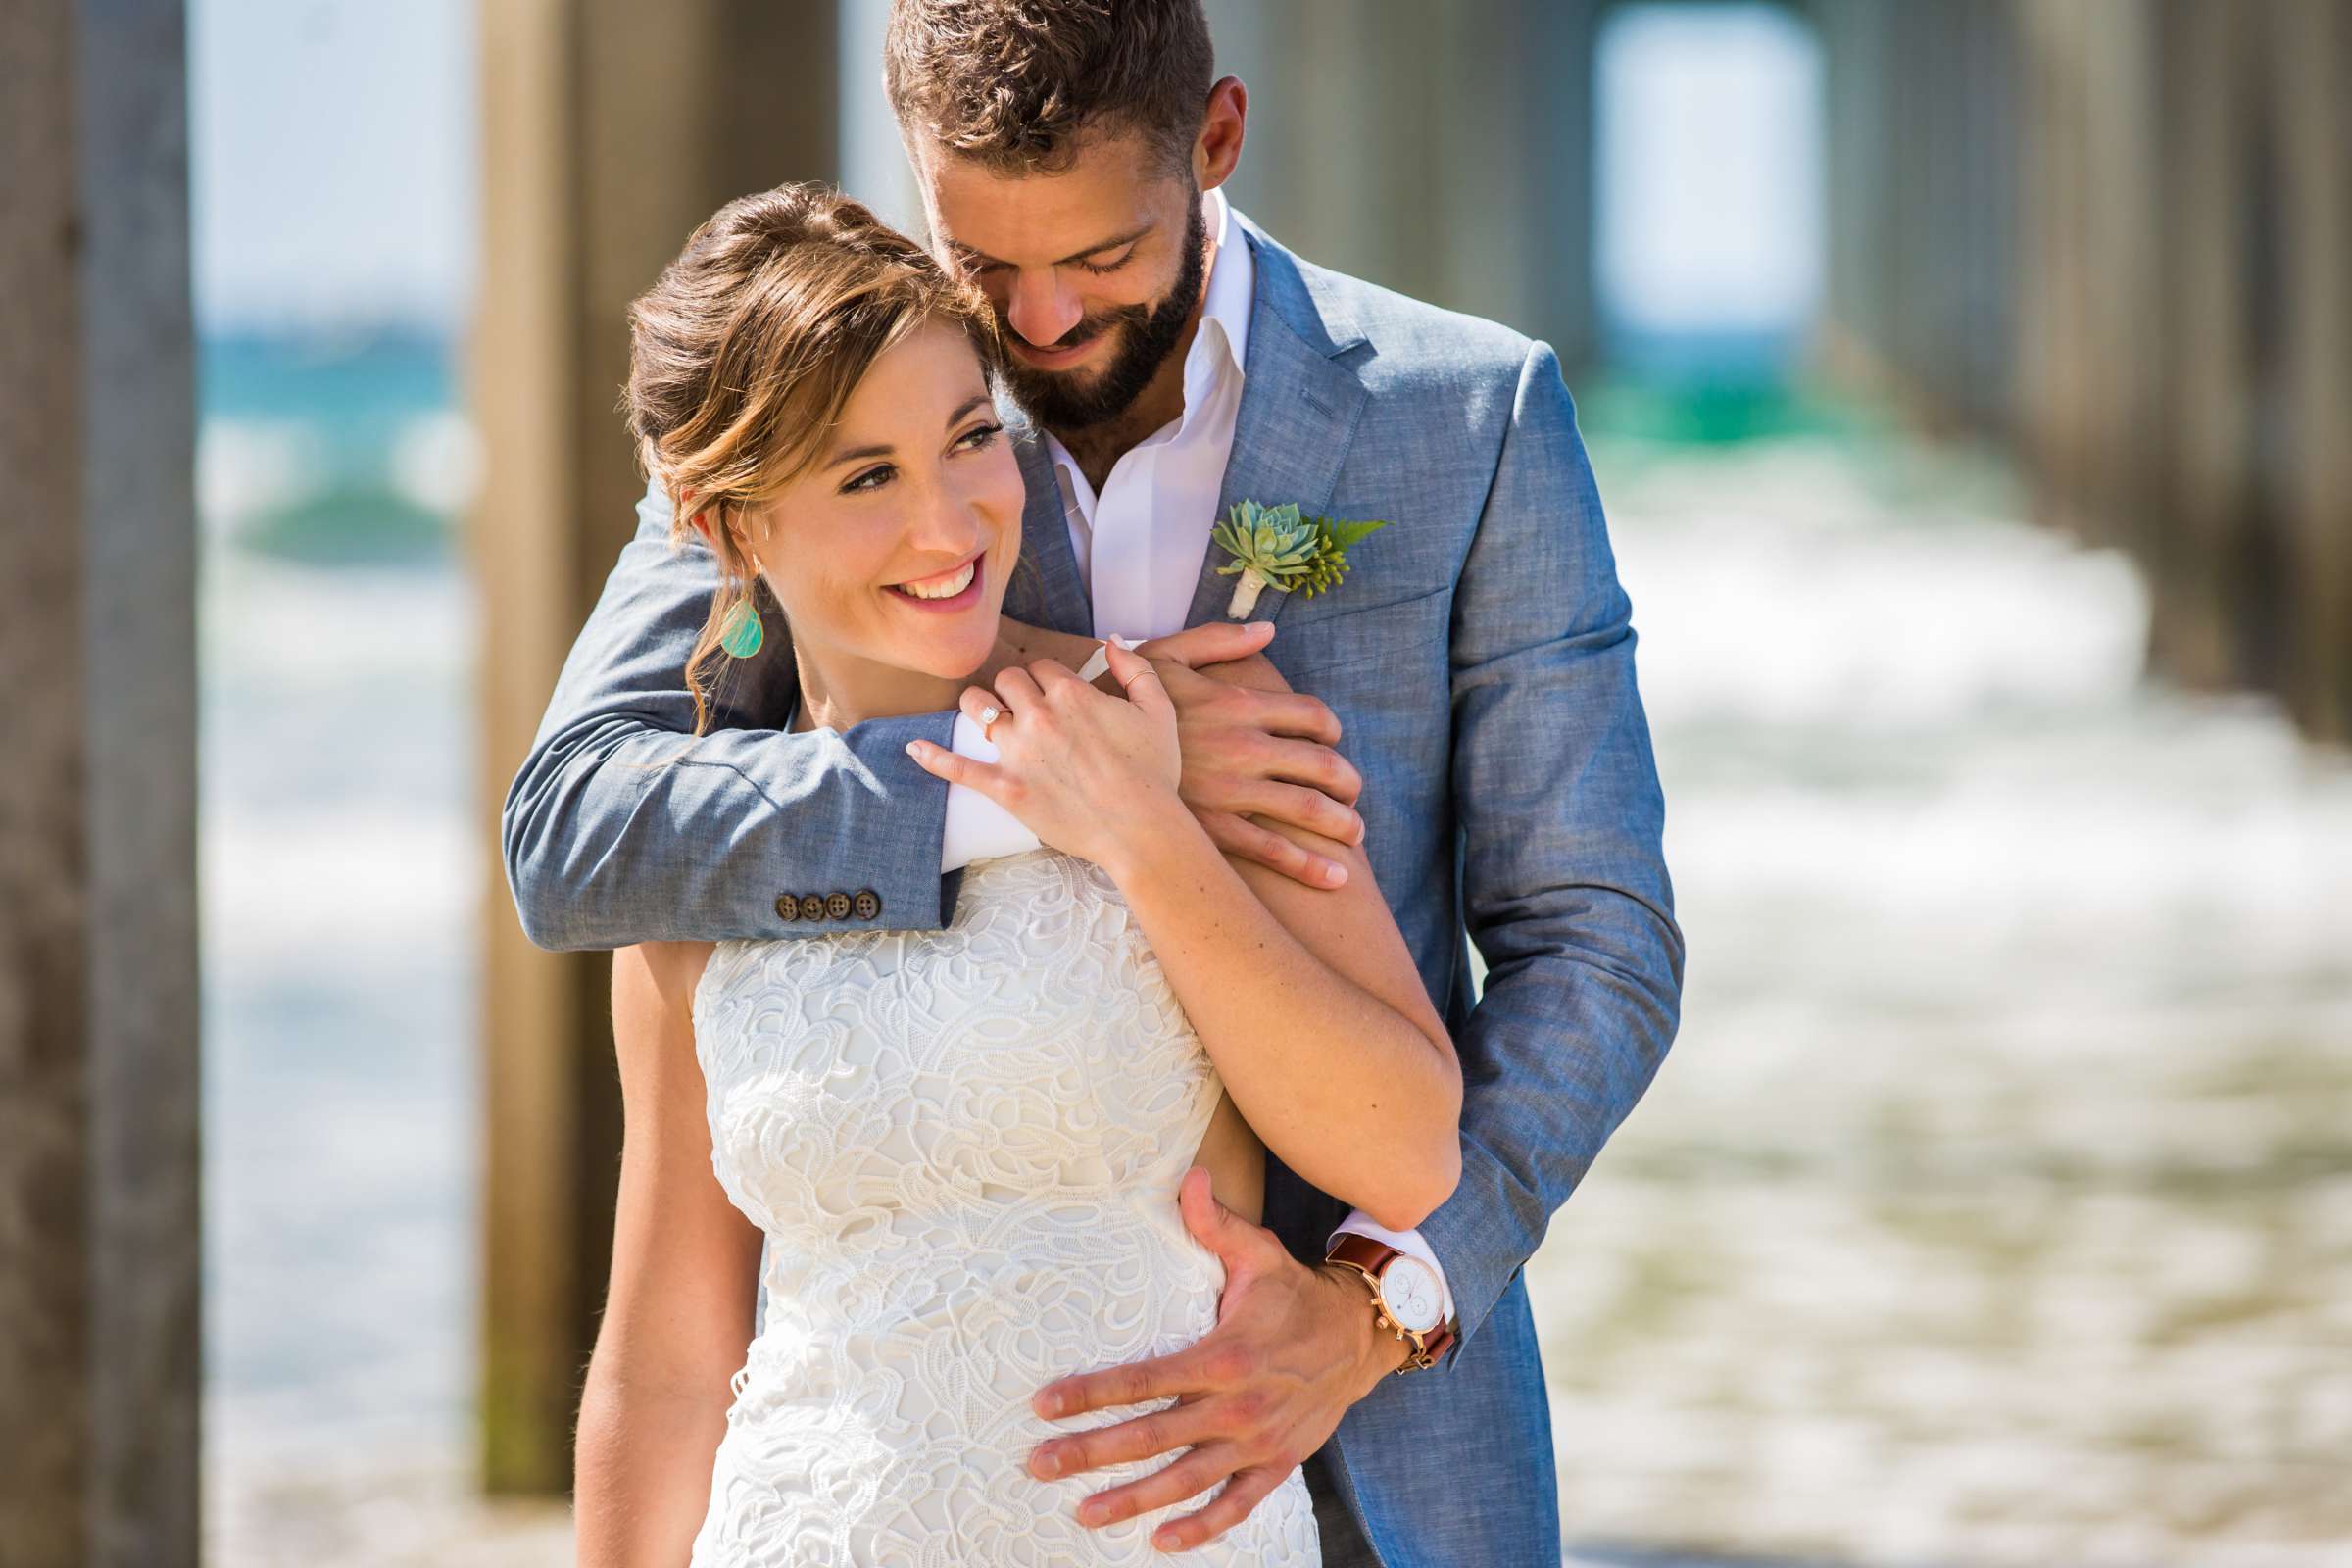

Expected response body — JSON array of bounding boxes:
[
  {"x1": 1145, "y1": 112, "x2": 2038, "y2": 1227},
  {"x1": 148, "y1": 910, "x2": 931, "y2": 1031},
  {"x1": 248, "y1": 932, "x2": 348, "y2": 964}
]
[
  {"x1": 909, "y1": 646, "x2": 1459, "y2": 1233},
  {"x1": 578, "y1": 941, "x2": 760, "y2": 1568},
  {"x1": 1109, "y1": 785, "x2": 1458, "y2": 1232},
  {"x1": 1190, "y1": 1091, "x2": 1268, "y2": 1225}
]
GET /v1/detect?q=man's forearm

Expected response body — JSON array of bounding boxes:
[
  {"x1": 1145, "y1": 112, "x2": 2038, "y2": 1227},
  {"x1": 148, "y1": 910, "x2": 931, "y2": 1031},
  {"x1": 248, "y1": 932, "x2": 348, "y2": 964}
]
[
  {"x1": 1416, "y1": 907, "x2": 1683, "y2": 1355},
  {"x1": 1412, "y1": 336, "x2": 1686, "y2": 1360},
  {"x1": 515, "y1": 620, "x2": 1092, "y2": 945},
  {"x1": 504, "y1": 705, "x2": 956, "y2": 950}
]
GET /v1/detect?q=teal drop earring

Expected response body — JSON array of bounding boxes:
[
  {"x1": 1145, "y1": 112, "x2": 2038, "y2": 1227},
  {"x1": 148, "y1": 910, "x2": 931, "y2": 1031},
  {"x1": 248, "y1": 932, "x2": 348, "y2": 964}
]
[{"x1": 718, "y1": 595, "x2": 764, "y2": 659}]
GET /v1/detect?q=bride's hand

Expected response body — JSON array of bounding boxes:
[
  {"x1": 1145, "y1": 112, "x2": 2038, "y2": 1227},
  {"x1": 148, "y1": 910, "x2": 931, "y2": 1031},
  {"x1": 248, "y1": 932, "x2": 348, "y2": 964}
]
[{"x1": 907, "y1": 640, "x2": 1187, "y2": 873}]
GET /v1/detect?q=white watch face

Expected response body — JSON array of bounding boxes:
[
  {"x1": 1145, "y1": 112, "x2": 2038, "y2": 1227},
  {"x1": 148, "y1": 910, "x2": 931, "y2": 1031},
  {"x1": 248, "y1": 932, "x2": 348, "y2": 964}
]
[{"x1": 1379, "y1": 1255, "x2": 1444, "y2": 1335}]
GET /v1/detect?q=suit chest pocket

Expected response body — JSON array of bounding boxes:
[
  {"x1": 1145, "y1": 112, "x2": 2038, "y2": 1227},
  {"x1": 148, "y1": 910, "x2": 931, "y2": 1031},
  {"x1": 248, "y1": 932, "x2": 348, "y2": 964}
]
[{"x1": 1271, "y1": 582, "x2": 1451, "y2": 685}]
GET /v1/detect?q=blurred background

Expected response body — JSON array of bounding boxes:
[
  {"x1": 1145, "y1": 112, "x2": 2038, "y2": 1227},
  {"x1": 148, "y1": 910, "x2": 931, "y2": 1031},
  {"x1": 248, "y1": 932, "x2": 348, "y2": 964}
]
[{"x1": 7, "y1": 1, "x2": 2346, "y2": 1565}]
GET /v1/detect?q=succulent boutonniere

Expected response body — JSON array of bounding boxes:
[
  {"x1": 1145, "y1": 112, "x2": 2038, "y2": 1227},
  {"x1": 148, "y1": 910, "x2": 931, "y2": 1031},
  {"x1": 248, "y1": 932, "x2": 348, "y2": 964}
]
[{"x1": 1210, "y1": 499, "x2": 1391, "y2": 618}]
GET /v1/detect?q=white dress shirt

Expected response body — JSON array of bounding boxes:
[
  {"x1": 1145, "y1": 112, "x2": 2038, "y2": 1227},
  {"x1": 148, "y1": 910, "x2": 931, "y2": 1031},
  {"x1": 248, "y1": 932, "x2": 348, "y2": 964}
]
[{"x1": 938, "y1": 188, "x2": 1454, "y2": 1324}]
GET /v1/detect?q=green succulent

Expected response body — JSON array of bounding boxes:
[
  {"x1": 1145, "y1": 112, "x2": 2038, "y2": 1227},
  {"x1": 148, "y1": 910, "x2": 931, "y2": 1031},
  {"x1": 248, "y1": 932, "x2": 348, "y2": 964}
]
[
  {"x1": 1212, "y1": 499, "x2": 1393, "y2": 614},
  {"x1": 1211, "y1": 499, "x2": 1322, "y2": 591}
]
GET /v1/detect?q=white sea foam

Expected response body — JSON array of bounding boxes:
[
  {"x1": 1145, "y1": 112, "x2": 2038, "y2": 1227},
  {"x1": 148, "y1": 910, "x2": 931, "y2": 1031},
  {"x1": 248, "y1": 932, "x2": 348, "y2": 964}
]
[
  {"x1": 389, "y1": 410, "x2": 481, "y2": 516},
  {"x1": 199, "y1": 416, "x2": 328, "y2": 528}
]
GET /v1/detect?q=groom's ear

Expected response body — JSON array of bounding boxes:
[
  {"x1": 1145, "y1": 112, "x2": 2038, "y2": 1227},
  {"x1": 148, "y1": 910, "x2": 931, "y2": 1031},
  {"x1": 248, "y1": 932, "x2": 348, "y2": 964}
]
[{"x1": 1194, "y1": 75, "x2": 1248, "y2": 193}]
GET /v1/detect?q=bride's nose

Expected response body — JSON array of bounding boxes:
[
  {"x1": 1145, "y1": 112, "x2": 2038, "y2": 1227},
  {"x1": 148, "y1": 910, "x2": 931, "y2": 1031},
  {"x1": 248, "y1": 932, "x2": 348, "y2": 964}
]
[{"x1": 903, "y1": 475, "x2": 985, "y2": 559}]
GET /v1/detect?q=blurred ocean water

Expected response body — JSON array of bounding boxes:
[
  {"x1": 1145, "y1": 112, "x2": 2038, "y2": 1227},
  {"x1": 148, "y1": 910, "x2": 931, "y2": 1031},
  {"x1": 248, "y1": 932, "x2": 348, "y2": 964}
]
[
  {"x1": 198, "y1": 332, "x2": 477, "y2": 564},
  {"x1": 198, "y1": 336, "x2": 2352, "y2": 1566},
  {"x1": 1543, "y1": 429, "x2": 2352, "y2": 1567},
  {"x1": 196, "y1": 333, "x2": 532, "y2": 1561}
]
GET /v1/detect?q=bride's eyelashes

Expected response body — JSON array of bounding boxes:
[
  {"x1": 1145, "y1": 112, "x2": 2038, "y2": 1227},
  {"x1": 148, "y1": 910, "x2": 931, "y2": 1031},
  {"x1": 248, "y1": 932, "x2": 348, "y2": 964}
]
[{"x1": 836, "y1": 421, "x2": 1003, "y2": 496}]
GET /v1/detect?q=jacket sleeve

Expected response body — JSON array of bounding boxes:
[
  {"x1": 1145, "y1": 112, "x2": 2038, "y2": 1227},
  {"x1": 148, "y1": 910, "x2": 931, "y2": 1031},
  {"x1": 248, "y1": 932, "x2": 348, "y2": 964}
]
[
  {"x1": 499, "y1": 478, "x2": 957, "y2": 951},
  {"x1": 1416, "y1": 342, "x2": 1687, "y2": 1362}
]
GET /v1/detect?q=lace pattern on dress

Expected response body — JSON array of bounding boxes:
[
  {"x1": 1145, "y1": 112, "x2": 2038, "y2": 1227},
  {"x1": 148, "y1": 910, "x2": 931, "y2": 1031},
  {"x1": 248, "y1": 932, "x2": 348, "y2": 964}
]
[{"x1": 683, "y1": 849, "x2": 1322, "y2": 1566}]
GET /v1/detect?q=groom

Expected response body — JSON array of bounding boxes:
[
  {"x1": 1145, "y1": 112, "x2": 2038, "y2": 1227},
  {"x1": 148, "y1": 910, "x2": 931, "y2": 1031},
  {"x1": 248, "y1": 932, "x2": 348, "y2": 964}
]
[{"x1": 505, "y1": 2, "x2": 1683, "y2": 1562}]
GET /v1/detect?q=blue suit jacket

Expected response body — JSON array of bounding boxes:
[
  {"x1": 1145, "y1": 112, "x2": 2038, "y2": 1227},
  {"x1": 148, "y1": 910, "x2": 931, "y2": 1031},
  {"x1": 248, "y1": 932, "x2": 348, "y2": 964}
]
[{"x1": 503, "y1": 215, "x2": 1685, "y2": 1567}]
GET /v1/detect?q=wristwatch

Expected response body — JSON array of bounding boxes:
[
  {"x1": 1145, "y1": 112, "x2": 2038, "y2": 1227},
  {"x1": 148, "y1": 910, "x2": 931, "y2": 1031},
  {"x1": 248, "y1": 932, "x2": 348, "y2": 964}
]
[{"x1": 1324, "y1": 1234, "x2": 1456, "y2": 1374}]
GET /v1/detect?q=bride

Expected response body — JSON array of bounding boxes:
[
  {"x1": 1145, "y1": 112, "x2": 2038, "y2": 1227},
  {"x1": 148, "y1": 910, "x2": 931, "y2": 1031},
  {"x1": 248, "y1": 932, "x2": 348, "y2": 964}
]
[{"x1": 575, "y1": 184, "x2": 1461, "y2": 1566}]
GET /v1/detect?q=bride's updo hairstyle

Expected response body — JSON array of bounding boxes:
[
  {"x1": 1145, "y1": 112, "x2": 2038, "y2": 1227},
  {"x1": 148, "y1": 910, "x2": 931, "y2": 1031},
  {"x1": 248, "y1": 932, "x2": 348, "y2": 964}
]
[{"x1": 622, "y1": 181, "x2": 1000, "y2": 732}]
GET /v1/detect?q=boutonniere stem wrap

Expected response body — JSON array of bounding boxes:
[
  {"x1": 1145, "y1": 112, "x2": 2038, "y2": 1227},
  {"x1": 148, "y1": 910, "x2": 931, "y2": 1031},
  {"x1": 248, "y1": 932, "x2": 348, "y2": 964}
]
[{"x1": 1211, "y1": 499, "x2": 1391, "y2": 618}]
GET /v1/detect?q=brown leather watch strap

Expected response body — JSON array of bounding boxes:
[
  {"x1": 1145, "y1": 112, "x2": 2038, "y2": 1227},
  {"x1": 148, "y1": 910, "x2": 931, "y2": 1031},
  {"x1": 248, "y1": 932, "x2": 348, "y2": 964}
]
[
  {"x1": 1325, "y1": 1235, "x2": 1457, "y2": 1372},
  {"x1": 1325, "y1": 1232, "x2": 1397, "y2": 1277}
]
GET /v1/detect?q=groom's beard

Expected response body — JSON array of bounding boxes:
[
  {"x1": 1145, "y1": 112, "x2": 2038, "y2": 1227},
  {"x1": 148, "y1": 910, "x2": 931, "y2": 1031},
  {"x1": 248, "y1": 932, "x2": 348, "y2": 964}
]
[{"x1": 996, "y1": 192, "x2": 1209, "y2": 433}]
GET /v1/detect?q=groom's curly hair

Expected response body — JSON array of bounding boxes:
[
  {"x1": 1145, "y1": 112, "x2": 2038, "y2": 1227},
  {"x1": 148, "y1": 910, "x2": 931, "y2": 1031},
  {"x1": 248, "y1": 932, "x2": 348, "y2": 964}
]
[{"x1": 883, "y1": 0, "x2": 1215, "y2": 176}]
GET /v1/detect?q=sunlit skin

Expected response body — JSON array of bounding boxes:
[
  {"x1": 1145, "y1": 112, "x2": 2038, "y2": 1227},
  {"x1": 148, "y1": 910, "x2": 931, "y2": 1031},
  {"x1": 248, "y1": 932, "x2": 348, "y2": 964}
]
[
  {"x1": 898, "y1": 82, "x2": 1439, "y2": 1556},
  {"x1": 626, "y1": 312, "x2": 1424, "y2": 1561},
  {"x1": 910, "y1": 77, "x2": 1248, "y2": 489},
  {"x1": 691, "y1": 319, "x2": 1026, "y2": 732},
  {"x1": 918, "y1": 78, "x2": 1373, "y2": 878}
]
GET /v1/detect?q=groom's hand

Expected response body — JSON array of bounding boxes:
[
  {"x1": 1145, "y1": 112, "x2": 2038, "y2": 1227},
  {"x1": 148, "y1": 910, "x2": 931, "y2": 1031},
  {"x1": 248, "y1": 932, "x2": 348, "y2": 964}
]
[
  {"x1": 1024, "y1": 1166, "x2": 1410, "y2": 1553},
  {"x1": 1136, "y1": 623, "x2": 1365, "y2": 888}
]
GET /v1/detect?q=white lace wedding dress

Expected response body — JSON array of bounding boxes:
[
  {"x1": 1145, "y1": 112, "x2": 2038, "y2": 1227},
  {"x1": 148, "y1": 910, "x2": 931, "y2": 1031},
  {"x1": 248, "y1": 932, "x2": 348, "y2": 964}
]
[{"x1": 685, "y1": 848, "x2": 1322, "y2": 1566}]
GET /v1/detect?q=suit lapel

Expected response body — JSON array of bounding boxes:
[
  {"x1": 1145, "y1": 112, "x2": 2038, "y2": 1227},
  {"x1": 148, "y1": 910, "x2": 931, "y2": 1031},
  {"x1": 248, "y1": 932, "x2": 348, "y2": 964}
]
[
  {"x1": 998, "y1": 220, "x2": 1369, "y2": 638},
  {"x1": 1000, "y1": 406, "x2": 1092, "y2": 635},
  {"x1": 1182, "y1": 227, "x2": 1371, "y2": 631}
]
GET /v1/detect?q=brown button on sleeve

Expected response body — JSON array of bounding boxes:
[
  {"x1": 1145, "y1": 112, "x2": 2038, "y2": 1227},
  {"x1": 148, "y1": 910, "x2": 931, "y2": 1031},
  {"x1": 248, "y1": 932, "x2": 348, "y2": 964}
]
[
  {"x1": 798, "y1": 893, "x2": 827, "y2": 922},
  {"x1": 852, "y1": 889, "x2": 881, "y2": 920},
  {"x1": 775, "y1": 895, "x2": 800, "y2": 921},
  {"x1": 824, "y1": 891, "x2": 853, "y2": 921}
]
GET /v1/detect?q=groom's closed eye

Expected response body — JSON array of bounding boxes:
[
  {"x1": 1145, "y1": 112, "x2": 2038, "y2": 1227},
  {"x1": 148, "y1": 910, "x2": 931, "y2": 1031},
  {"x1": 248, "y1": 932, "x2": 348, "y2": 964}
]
[
  {"x1": 946, "y1": 226, "x2": 1152, "y2": 279},
  {"x1": 1072, "y1": 246, "x2": 1136, "y2": 276}
]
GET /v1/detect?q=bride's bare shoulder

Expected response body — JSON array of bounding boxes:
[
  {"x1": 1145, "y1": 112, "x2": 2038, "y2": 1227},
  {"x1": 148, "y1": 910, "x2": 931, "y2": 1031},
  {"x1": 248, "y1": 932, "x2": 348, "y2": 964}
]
[{"x1": 615, "y1": 940, "x2": 716, "y2": 1010}]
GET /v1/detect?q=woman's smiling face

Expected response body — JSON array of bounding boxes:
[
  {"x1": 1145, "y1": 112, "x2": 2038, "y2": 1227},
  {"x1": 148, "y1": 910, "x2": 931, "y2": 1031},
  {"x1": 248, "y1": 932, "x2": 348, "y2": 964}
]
[{"x1": 735, "y1": 318, "x2": 1024, "y2": 711}]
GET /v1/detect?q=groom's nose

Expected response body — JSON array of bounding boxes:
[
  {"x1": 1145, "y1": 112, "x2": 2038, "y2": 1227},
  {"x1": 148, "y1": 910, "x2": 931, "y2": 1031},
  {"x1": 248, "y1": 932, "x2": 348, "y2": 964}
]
[{"x1": 1004, "y1": 269, "x2": 1083, "y2": 350}]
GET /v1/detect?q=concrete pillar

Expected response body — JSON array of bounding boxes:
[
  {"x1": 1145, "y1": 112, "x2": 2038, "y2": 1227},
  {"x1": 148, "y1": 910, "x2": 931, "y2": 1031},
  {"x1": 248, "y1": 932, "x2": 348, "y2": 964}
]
[
  {"x1": 2148, "y1": 0, "x2": 2257, "y2": 692},
  {"x1": 1814, "y1": 0, "x2": 2346, "y2": 744},
  {"x1": 2267, "y1": 0, "x2": 2351, "y2": 741},
  {"x1": 0, "y1": 1, "x2": 202, "y2": 1565},
  {"x1": 472, "y1": 0, "x2": 838, "y2": 1495},
  {"x1": 1817, "y1": 0, "x2": 2015, "y2": 435},
  {"x1": 1204, "y1": 0, "x2": 1597, "y2": 369},
  {"x1": 1817, "y1": 0, "x2": 1897, "y2": 384},
  {"x1": 2015, "y1": 0, "x2": 2165, "y2": 554},
  {"x1": 1947, "y1": 0, "x2": 2019, "y2": 434}
]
